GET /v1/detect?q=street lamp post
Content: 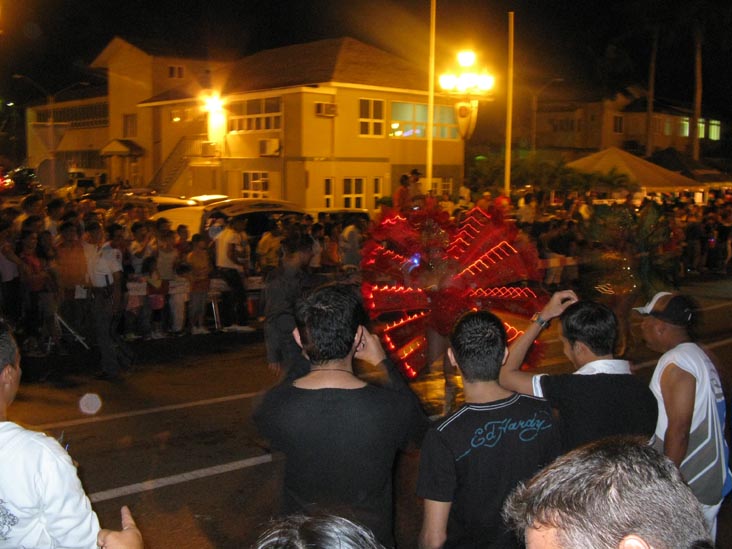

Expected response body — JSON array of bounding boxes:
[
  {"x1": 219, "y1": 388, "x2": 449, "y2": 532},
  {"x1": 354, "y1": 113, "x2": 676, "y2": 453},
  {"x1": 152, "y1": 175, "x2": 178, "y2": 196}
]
[
  {"x1": 12, "y1": 74, "x2": 88, "y2": 188},
  {"x1": 530, "y1": 77, "x2": 563, "y2": 154},
  {"x1": 439, "y1": 51, "x2": 494, "y2": 182}
]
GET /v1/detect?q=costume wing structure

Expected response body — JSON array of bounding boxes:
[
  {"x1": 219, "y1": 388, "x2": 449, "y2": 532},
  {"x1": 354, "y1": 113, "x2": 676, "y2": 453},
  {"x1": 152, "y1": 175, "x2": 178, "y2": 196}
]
[{"x1": 362, "y1": 207, "x2": 546, "y2": 378}]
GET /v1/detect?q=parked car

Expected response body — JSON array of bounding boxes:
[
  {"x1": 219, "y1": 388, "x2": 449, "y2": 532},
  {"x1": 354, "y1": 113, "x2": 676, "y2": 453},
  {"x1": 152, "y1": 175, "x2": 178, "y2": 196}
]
[
  {"x1": 79, "y1": 183, "x2": 122, "y2": 209},
  {"x1": 307, "y1": 208, "x2": 371, "y2": 227},
  {"x1": 116, "y1": 192, "x2": 197, "y2": 213},
  {"x1": 55, "y1": 178, "x2": 97, "y2": 201},
  {"x1": 151, "y1": 198, "x2": 305, "y2": 270},
  {"x1": 0, "y1": 168, "x2": 45, "y2": 207},
  {"x1": 189, "y1": 194, "x2": 230, "y2": 206}
]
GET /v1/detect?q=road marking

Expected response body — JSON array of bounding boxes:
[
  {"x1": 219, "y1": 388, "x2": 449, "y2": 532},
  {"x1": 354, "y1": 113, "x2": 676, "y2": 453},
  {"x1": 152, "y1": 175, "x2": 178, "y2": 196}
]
[
  {"x1": 30, "y1": 391, "x2": 265, "y2": 431},
  {"x1": 89, "y1": 454, "x2": 273, "y2": 503}
]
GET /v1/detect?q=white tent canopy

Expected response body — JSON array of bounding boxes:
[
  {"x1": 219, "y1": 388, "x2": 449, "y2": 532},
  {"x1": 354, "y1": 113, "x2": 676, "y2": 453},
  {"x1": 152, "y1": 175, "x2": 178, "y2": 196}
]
[{"x1": 567, "y1": 147, "x2": 701, "y2": 191}]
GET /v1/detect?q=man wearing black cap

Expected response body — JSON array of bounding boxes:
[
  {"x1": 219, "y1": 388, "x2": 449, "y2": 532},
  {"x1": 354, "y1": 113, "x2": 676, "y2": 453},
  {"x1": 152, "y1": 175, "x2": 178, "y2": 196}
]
[{"x1": 636, "y1": 292, "x2": 731, "y2": 541}]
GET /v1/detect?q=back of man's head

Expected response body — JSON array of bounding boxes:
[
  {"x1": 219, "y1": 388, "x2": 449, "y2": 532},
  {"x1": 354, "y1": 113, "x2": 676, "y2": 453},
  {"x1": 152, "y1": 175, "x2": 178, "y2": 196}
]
[
  {"x1": 502, "y1": 436, "x2": 711, "y2": 549},
  {"x1": 295, "y1": 284, "x2": 366, "y2": 365},
  {"x1": 449, "y1": 310, "x2": 506, "y2": 382},
  {"x1": 560, "y1": 300, "x2": 617, "y2": 357}
]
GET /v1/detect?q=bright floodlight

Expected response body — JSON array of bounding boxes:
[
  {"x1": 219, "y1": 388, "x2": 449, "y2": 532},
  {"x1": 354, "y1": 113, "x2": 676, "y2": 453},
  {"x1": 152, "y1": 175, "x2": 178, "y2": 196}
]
[
  {"x1": 457, "y1": 50, "x2": 476, "y2": 68},
  {"x1": 439, "y1": 73, "x2": 458, "y2": 91},
  {"x1": 203, "y1": 93, "x2": 223, "y2": 113}
]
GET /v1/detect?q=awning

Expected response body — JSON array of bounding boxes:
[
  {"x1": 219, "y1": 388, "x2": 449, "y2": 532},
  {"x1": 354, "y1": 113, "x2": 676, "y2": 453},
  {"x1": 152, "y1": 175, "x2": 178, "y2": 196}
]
[
  {"x1": 101, "y1": 139, "x2": 145, "y2": 157},
  {"x1": 57, "y1": 128, "x2": 108, "y2": 152}
]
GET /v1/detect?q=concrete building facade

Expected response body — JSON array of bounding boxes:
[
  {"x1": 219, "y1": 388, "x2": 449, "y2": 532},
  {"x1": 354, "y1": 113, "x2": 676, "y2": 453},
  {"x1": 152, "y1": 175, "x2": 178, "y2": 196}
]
[{"x1": 24, "y1": 36, "x2": 464, "y2": 213}]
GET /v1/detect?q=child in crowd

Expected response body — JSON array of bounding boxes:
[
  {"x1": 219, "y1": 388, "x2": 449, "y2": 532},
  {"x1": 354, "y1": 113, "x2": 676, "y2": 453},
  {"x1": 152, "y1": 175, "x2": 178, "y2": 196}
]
[
  {"x1": 168, "y1": 263, "x2": 191, "y2": 336},
  {"x1": 187, "y1": 233, "x2": 212, "y2": 334},
  {"x1": 142, "y1": 256, "x2": 167, "y2": 339}
]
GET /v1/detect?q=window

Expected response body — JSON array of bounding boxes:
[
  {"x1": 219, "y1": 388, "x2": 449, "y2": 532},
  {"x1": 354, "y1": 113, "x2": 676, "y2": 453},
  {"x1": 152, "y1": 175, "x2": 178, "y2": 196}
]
[
  {"x1": 170, "y1": 108, "x2": 192, "y2": 123},
  {"x1": 698, "y1": 119, "x2": 706, "y2": 139},
  {"x1": 228, "y1": 97, "x2": 282, "y2": 133},
  {"x1": 373, "y1": 177, "x2": 383, "y2": 209},
  {"x1": 679, "y1": 117, "x2": 690, "y2": 137},
  {"x1": 324, "y1": 178, "x2": 334, "y2": 208},
  {"x1": 168, "y1": 66, "x2": 184, "y2": 79},
  {"x1": 35, "y1": 101, "x2": 108, "y2": 128},
  {"x1": 709, "y1": 120, "x2": 721, "y2": 141},
  {"x1": 342, "y1": 177, "x2": 364, "y2": 209},
  {"x1": 433, "y1": 105, "x2": 459, "y2": 139},
  {"x1": 242, "y1": 172, "x2": 269, "y2": 198},
  {"x1": 391, "y1": 101, "x2": 427, "y2": 138},
  {"x1": 123, "y1": 114, "x2": 137, "y2": 138},
  {"x1": 612, "y1": 115, "x2": 623, "y2": 134},
  {"x1": 359, "y1": 99, "x2": 384, "y2": 136}
]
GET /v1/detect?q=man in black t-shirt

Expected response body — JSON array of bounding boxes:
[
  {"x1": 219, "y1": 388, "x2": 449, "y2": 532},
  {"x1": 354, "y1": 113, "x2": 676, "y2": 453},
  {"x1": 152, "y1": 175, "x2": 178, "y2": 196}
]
[
  {"x1": 254, "y1": 284, "x2": 427, "y2": 548},
  {"x1": 499, "y1": 291, "x2": 657, "y2": 452},
  {"x1": 417, "y1": 311, "x2": 560, "y2": 549}
]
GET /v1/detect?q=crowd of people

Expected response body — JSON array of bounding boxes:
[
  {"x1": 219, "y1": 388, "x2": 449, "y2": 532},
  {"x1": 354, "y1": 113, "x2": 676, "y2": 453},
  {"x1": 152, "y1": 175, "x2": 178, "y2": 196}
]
[
  {"x1": 0, "y1": 180, "x2": 730, "y2": 548},
  {"x1": 0, "y1": 190, "x2": 374, "y2": 378}
]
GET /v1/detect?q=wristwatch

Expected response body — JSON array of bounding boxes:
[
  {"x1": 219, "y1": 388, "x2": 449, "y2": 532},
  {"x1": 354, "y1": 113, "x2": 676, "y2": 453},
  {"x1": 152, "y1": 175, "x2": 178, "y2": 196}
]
[{"x1": 531, "y1": 312, "x2": 550, "y2": 330}]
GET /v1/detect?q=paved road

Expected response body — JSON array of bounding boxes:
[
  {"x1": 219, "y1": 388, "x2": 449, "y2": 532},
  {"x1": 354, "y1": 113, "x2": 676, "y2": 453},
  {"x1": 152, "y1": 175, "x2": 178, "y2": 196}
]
[{"x1": 8, "y1": 277, "x2": 732, "y2": 548}]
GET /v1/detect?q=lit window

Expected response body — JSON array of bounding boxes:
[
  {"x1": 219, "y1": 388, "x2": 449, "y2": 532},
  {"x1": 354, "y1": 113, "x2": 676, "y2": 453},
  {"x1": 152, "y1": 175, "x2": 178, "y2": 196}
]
[
  {"x1": 390, "y1": 102, "x2": 458, "y2": 140},
  {"x1": 123, "y1": 114, "x2": 137, "y2": 138},
  {"x1": 698, "y1": 119, "x2": 705, "y2": 139},
  {"x1": 228, "y1": 97, "x2": 281, "y2": 133},
  {"x1": 433, "y1": 105, "x2": 459, "y2": 139},
  {"x1": 709, "y1": 120, "x2": 721, "y2": 141},
  {"x1": 680, "y1": 117, "x2": 689, "y2": 137},
  {"x1": 170, "y1": 108, "x2": 191, "y2": 123},
  {"x1": 391, "y1": 102, "x2": 426, "y2": 138},
  {"x1": 242, "y1": 172, "x2": 269, "y2": 198},
  {"x1": 359, "y1": 99, "x2": 385, "y2": 136},
  {"x1": 342, "y1": 177, "x2": 364, "y2": 209},
  {"x1": 612, "y1": 115, "x2": 623, "y2": 134}
]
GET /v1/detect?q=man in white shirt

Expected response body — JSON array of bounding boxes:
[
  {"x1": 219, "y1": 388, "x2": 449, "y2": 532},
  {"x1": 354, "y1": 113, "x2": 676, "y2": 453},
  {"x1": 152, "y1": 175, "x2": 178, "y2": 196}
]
[
  {"x1": 215, "y1": 216, "x2": 254, "y2": 333},
  {"x1": 637, "y1": 292, "x2": 731, "y2": 540},
  {"x1": 83, "y1": 222, "x2": 129, "y2": 380},
  {"x1": 0, "y1": 320, "x2": 100, "y2": 547},
  {"x1": 0, "y1": 321, "x2": 140, "y2": 548}
]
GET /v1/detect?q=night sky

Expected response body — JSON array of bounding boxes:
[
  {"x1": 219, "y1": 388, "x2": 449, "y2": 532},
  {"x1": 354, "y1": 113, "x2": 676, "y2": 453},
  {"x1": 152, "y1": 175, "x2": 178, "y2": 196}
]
[{"x1": 1, "y1": 0, "x2": 730, "y2": 116}]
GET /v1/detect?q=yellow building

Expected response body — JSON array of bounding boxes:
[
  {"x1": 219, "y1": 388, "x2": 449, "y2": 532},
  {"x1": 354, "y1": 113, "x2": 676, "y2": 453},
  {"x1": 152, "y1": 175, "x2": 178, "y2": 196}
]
[
  {"x1": 25, "y1": 36, "x2": 464, "y2": 213},
  {"x1": 534, "y1": 87, "x2": 722, "y2": 156}
]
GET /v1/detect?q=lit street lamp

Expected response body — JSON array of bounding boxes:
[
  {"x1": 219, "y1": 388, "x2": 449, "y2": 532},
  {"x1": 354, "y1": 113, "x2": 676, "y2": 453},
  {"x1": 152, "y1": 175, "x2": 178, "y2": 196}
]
[
  {"x1": 12, "y1": 74, "x2": 89, "y2": 188},
  {"x1": 439, "y1": 51, "x2": 495, "y2": 141},
  {"x1": 530, "y1": 77, "x2": 563, "y2": 154}
]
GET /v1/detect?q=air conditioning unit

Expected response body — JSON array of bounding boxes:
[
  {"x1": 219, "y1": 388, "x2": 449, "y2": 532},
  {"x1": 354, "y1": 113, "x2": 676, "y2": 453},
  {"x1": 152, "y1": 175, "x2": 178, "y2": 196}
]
[
  {"x1": 201, "y1": 142, "x2": 218, "y2": 157},
  {"x1": 315, "y1": 102, "x2": 338, "y2": 117},
  {"x1": 258, "y1": 138, "x2": 280, "y2": 157}
]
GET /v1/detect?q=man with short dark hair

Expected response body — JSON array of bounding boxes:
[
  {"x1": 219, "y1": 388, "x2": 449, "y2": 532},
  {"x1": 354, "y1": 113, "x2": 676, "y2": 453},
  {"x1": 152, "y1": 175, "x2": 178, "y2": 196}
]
[
  {"x1": 83, "y1": 222, "x2": 128, "y2": 379},
  {"x1": 502, "y1": 436, "x2": 713, "y2": 549},
  {"x1": 637, "y1": 292, "x2": 731, "y2": 540},
  {"x1": 254, "y1": 284, "x2": 427, "y2": 548},
  {"x1": 0, "y1": 321, "x2": 101, "y2": 546},
  {"x1": 500, "y1": 291, "x2": 657, "y2": 451},
  {"x1": 0, "y1": 322, "x2": 139, "y2": 548},
  {"x1": 417, "y1": 310, "x2": 560, "y2": 549}
]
